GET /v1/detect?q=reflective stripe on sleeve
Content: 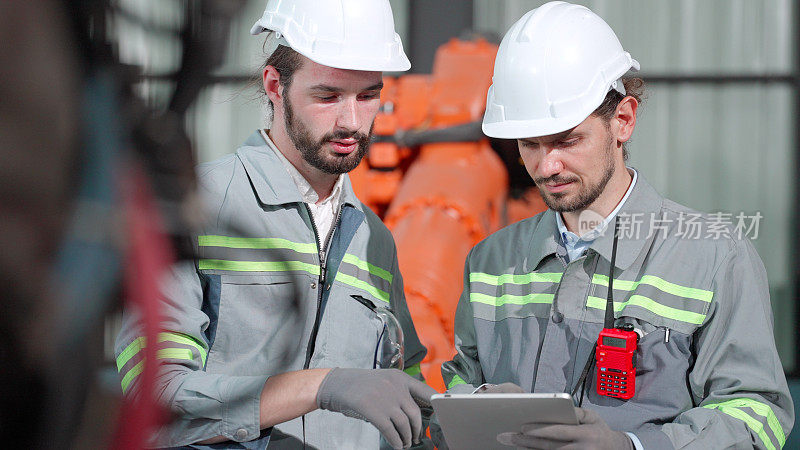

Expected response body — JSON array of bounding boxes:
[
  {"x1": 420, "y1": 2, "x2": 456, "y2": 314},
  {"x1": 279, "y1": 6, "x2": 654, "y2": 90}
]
[
  {"x1": 116, "y1": 336, "x2": 145, "y2": 371},
  {"x1": 447, "y1": 374, "x2": 468, "y2": 389},
  {"x1": 404, "y1": 363, "x2": 422, "y2": 378},
  {"x1": 703, "y1": 398, "x2": 785, "y2": 449},
  {"x1": 116, "y1": 332, "x2": 208, "y2": 394},
  {"x1": 120, "y1": 360, "x2": 144, "y2": 394},
  {"x1": 156, "y1": 348, "x2": 195, "y2": 362}
]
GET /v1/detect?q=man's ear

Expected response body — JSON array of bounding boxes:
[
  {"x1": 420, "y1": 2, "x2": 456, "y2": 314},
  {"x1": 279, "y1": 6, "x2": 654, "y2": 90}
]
[
  {"x1": 263, "y1": 65, "x2": 282, "y2": 105},
  {"x1": 613, "y1": 96, "x2": 638, "y2": 144}
]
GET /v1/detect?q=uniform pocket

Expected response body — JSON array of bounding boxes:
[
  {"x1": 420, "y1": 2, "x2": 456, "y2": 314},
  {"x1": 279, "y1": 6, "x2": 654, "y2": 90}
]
[
  {"x1": 617, "y1": 309, "x2": 695, "y2": 378},
  {"x1": 205, "y1": 273, "x2": 315, "y2": 375},
  {"x1": 587, "y1": 318, "x2": 695, "y2": 429},
  {"x1": 318, "y1": 286, "x2": 384, "y2": 369},
  {"x1": 629, "y1": 322, "x2": 694, "y2": 418}
]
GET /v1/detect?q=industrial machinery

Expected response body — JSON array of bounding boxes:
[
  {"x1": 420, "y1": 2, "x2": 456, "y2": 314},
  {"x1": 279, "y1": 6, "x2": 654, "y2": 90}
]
[{"x1": 350, "y1": 38, "x2": 548, "y2": 391}]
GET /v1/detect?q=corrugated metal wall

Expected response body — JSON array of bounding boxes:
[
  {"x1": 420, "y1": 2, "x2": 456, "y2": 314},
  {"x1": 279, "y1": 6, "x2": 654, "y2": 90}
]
[{"x1": 115, "y1": 0, "x2": 796, "y2": 370}]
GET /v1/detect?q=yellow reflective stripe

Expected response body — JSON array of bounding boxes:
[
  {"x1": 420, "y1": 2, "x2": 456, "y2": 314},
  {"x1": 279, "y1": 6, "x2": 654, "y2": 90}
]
[
  {"x1": 119, "y1": 350, "x2": 195, "y2": 394},
  {"x1": 157, "y1": 348, "x2": 194, "y2": 361},
  {"x1": 335, "y1": 272, "x2": 390, "y2": 303},
  {"x1": 470, "y1": 272, "x2": 563, "y2": 286},
  {"x1": 704, "y1": 399, "x2": 785, "y2": 447},
  {"x1": 120, "y1": 360, "x2": 144, "y2": 394},
  {"x1": 470, "y1": 292, "x2": 554, "y2": 307},
  {"x1": 447, "y1": 374, "x2": 468, "y2": 389},
  {"x1": 198, "y1": 235, "x2": 317, "y2": 254},
  {"x1": 404, "y1": 363, "x2": 422, "y2": 378},
  {"x1": 593, "y1": 274, "x2": 713, "y2": 303},
  {"x1": 117, "y1": 334, "x2": 207, "y2": 371},
  {"x1": 703, "y1": 403, "x2": 777, "y2": 450},
  {"x1": 586, "y1": 296, "x2": 706, "y2": 325},
  {"x1": 342, "y1": 254, "x2": 393, "y2": 283},
  {"x1": 158, "y1": 332, "x2": 208, "y2": 367},
  {"x1": 116, "y1": 337, "x2": 145, "y2": 371},
  {"x1": 198, "y1": 259, "x2": 320, "y2": 276},
  {"x1": 118, "y1": 334, "x2": 206, "y2": 394}
]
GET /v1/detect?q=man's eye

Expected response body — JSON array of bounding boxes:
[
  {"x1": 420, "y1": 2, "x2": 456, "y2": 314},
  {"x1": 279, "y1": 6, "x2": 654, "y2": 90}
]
[
  {"x1": 359, "y1": 92, "x2": 380, "y2": 100},
  {"x1": 560, "y1": 139, "x2": 578, "y2": 147},
  {"x1": 317, "y1": 95, "x2": 338, "y2": 102}
]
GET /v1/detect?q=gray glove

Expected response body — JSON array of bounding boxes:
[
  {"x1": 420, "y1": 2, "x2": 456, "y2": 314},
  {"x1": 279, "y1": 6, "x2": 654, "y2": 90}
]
[
  {"x1": 316, "y1": 368, "x2": 437, "y2": 449},
  {"x1": 496, "y1": 407, "x2": 633, "y2": 449}
]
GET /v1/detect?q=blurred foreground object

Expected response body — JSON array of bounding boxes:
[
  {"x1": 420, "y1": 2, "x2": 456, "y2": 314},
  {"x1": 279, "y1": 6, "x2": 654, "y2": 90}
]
[
  {"x1": 0, "y1": 0, "x2": 81, "y2": 445},
  {"x1": 0, "y1": 0, "x2": 244, "y2": 447}
]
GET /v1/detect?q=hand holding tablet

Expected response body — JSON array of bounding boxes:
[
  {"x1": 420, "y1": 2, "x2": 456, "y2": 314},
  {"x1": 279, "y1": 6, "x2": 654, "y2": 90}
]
[{"x1": 431, "y1": 392, "x2": 578, "y2": 450}]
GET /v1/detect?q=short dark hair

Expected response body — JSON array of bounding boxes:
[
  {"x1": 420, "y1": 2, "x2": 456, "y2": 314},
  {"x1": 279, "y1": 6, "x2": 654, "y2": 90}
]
[
  {"x1": 591, "y1": 77, "x2": 645, "y2": 161},
  {"x1": 256, "y1": 44, "x2": 304, "y2": 121}
]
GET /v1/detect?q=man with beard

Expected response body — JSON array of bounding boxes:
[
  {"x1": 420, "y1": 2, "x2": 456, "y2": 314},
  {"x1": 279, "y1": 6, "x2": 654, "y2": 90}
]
[
  {"x1": 114, "y1": 1, "x2": 435, "y2": 449},
  {"x1": 437, "y1": 2, "x2": 792, "y2": 450}
]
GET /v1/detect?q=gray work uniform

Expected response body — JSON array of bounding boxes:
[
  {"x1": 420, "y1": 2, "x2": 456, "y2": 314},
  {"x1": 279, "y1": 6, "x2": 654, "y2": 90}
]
[
  {"x1": 441, "y1": 174, "x2": 792, "y2": 450},
  {"x1": 115, "y1": 131, "x2": 427, "y2": 449}
]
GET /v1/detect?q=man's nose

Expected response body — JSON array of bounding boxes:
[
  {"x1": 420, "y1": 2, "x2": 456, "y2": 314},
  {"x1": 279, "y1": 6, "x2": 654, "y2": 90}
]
[
  {"x1": 336, "y1": 97, "x2": 359, "y2": 131},
  {"x1": 537, "y1": 149, "x2": 564, "y2": 179}
]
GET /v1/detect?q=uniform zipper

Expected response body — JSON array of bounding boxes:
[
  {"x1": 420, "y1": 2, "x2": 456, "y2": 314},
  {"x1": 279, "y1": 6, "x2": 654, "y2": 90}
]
[{"x1": 302, "y1": 204, "x2": 343, "y2": 370}]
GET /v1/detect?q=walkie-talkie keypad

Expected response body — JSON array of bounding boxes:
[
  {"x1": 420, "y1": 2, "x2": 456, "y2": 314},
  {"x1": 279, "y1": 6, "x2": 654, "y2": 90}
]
[{"x1": 598, "y1": 366, "x2": 632, "y2": 397}]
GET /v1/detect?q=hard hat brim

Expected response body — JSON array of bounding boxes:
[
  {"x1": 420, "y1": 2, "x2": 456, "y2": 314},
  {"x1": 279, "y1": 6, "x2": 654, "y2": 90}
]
[
  {"x1": 482, "y1": 62, "x2": 640, "y2": 140},
  {"x1": 482, "y1": 114, "x2": 588, "y2": 140},
  {"x1": 250, "y1": 22, "x2": 411, "y2": 72}
]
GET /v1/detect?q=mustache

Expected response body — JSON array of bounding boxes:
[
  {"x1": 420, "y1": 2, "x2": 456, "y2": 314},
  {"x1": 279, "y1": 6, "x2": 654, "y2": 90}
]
[
  {"x1": 533, "y1": 174, "x2": 579, "y2": 185},
  {"x1": 322, "y1": 130, "x2": 371, "y2": 144}
]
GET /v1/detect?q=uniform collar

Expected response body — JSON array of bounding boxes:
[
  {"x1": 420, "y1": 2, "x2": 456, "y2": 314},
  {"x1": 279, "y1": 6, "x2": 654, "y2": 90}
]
[
  {"x1": 236, "y1": 130, "x2": 362, "y2": 210},
  {"x1": 264, "y1": 129, "x2": 345, "y2": 205},
  {"x1": 526, "y1": 171, "x2": 663, "y2": 271},
  {"x1": 556, "y1": 168, "x2": 638, "y2": 244},
  {"x1": 526, "y1": 209, "x2": 562, "y2": 272},
  {"x1": 589, "y1": 173, "x2": 662, "y2": 270}
]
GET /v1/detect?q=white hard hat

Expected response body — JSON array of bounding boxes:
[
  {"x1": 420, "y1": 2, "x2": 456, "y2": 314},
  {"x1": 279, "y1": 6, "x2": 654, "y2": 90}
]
[
  {"x1": 250, "y1": 0, "x2": 411, "y2": 72},
  {"x1": 482, "y1": 1, "x2": 640, "y2": 139}
]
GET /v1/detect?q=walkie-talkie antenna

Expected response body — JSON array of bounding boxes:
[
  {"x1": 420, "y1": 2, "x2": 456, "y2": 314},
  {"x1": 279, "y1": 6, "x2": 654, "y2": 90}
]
[
  {"x1": 604, "y1": 217, "x2": 620, "y2": 329},
  {"x1": 571, "y1": 216, "x2": 622, "y2": 404}
]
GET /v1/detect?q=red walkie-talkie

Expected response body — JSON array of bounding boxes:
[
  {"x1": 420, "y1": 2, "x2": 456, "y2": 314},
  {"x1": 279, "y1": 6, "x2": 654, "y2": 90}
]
[
  {"x1": 570, "y1": 218, "x2": 639, "y2": 404},
  {"x1": 596, "y1": 324, "x2": 638, "y2": 399},
  {"x1": 595, "y1": 217, "x2": 638, "y2": 400}
]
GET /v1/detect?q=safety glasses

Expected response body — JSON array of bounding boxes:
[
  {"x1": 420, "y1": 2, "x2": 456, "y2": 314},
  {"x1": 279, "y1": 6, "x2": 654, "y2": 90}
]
[{"x1": 352, "y1": 295, "x2": 405, "y2": 370}]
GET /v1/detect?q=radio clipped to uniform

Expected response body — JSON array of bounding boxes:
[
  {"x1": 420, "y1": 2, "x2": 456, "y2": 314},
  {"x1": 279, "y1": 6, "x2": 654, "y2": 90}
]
[
  {"x1": 596, "y1": 324, "x2": 638, "y2": 399},
  {"x1": 594, "y1": 218, "x2": 638, "y2": 400},
  {"x1": 572, "y1": 217, "x2": 639, "y2": 404}
]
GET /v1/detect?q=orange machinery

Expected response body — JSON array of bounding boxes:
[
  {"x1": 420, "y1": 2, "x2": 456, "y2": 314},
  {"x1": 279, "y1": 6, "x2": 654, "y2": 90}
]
[{"x1": 350, "y1": 39, "x2": 547, "y2": 391}]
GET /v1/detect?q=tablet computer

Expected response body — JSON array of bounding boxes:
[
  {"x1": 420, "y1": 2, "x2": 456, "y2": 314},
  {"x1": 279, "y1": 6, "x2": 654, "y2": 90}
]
[{"x1": 431, "y1": 392, "x2": 578, "y2": 450}]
